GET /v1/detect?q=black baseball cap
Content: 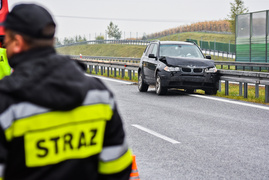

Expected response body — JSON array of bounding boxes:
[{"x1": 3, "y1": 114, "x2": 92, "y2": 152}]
[{"x1": 1, "y1": 3, "x2": 56, "y2": 39}]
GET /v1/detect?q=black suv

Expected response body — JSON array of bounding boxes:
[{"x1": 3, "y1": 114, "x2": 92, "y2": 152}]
[{"x1": 138, "y1": 41, "x2": 219, "y2": 95}]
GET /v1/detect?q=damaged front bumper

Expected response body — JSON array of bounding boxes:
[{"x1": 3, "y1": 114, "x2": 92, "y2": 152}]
[{"x1": 158, "y1": 71, "x2": 219, "y2": 90}]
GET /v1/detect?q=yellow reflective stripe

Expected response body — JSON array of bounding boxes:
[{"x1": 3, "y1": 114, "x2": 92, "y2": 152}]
[
  {"x1": 98, "y1": 149, "x2": 133, "y2": 174},
  {"x1": 0, "y1": 177, "x2": 2, "y2": 180},
  {"x1": 5, "y1": 104, "x2": 113, "y2": 141},
  {"x1": 0, "y1": 48, "x2": 11, "y2": 80},
  {"x1": 25, "y1": 120, "x2": 106, "y2": 167}
]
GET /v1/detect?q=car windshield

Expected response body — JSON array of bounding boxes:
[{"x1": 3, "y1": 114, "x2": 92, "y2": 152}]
[{"x1": 159, "y1": 44, "x2": 204, "y2": 59}]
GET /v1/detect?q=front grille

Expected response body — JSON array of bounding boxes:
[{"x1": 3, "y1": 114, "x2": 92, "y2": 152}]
[
  {"x1": 182, "y1": 68, "x2": 191, "y2": 72},
  {"x1": 182, "y1": 67, "x2": 204, "y2": 73},
  {"x1": 193, "y1": 68, "x2": 203, "y2": 73}
]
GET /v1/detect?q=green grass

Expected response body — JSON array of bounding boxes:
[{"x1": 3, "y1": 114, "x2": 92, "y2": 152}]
[
  {"x1": 196, "y1": 83, "x2": 268, "y2": 105},
  {"x1": 57, "y1": 44, "x2": 146, "y2": 58}
]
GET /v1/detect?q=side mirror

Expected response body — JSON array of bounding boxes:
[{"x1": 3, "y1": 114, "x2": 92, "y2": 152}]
[
  {"x1": 148, "y1": 54, "x2": 157, "y2": 59},
  {"x1": 206, "y1": 55, "x2": 211, "y2": 59}
]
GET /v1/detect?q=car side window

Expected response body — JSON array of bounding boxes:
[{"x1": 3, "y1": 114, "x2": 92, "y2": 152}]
[
  {"x1": 145, "y1": 44, "x2": 154, "y2": 56},
  {"x1": 151, "y1": 44, "x2": 158, "y2": 57}
]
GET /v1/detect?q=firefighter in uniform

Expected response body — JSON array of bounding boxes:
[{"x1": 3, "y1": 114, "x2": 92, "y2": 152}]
[{"x1": 0, "y1": 3, "x2": 132, "y2": 180}]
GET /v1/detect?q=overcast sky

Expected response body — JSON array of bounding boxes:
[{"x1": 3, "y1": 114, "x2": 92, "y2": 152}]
[{"x1": 7, "y1": 0, "x2": 269, "y2": 41}]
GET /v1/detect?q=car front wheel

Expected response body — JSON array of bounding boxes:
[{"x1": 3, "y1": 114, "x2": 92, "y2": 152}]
[
  {"x1": 156, "y1": 74, "x2": 167, "y2": 95},
  {"x1": 138, "y1": 72, "x2": 149, "y2": 92}
]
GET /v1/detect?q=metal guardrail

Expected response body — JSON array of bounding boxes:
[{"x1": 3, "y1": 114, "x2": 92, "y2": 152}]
[
  {"x1": 70, "y1": 55, "x2": 140, "y2": 63},
  {"x1": 75, "y1": 57, "x2": 139, "y2": 80},
  {"x1": 56, "y1": 40, "x2": 151, "y2": 48},
  {"x1": 73, "y1": 56, "x2": 269, "y2": 103},
  {"x1": 215, "y1": 61, "x2": 269, "y2": 71},
  {"x1": 72, "y1": 55, "x2": 269, "y2": 71}
]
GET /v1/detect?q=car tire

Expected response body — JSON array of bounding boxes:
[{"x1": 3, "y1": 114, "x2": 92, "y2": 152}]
[
  {"x1": 138, "y1": 72, "x2": 149, "y2": 92},
  {"x1": 156, "y1": 74, "x2": 167, "y2": 95},
  {"x1": 205, "y1": 89, "x2": 217, "y2": 95}
]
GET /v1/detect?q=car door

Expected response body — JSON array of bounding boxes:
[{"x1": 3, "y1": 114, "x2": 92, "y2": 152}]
[
  {"x1": 141, "y1": 44, "x2": 153, "y2": 82},
  {"x1": 147, "y1": 44, "x2": 158, "y2": 83}
]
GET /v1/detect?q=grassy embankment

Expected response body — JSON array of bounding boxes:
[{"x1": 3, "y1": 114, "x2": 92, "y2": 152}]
[{"x1": 57, "y1": 32, "x2": 268, "y2": 105}]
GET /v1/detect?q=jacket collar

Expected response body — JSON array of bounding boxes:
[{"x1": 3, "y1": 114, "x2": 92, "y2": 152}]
[{"x1": 9, "y1": 47, "x2": 56, "y2": 68}]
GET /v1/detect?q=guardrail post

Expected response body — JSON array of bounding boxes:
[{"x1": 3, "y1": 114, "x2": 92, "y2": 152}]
[
  {"x1": 95, "y1": 66, "x2": 99, "y2": 74},
  {"x1": 89, "y1": 65, "x2": 92, "y2": 74},
  {"x1": 133, "y1": 70, "x2": 135, "y2": 79},
  {"x1": 225, "y1": 80, "x2": 229, "y2": 95},
  {"x1": 121, "y1": 69, "x2": 125, "y2": 78},
  {"x1": 244, "y1": 83, "x2": 248, "y2": 98},
  {"x1": 255, "y1": 84, "x2": 259, "y2": 98},
  {"x1": 265, "y1": 85, "x2": 269, "y2": 103},
  {"x1": 119, "y1": 68, "x2": 121, "y2": 76},
  {"x1": 128, "y1": 70, "x2": 132, "y2": 80},
  {"x1": 239, "y1": 82, "x2": 243, "y2": 96},
  {"x1": 107, "y1": 67, "x2": 110, "y2": 77},
  {"x1": 114, "y1": 68, "x2": 117, "y2": 77},
  {"x1": 218, "y1": 80, "x2": 221, "y2": 92},
  {"x1": 101, "y1": 66, "x2": 103, "y2": 75}
]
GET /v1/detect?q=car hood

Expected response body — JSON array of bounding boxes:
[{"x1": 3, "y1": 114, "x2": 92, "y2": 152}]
[{"x1": 160, "y1": 56, "x2": 215, "y2": 67}]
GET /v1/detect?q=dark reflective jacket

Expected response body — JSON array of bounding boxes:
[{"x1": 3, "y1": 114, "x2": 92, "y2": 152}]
[{"x1": 0, "y1": 47, "x2": 132, "y2": 180}]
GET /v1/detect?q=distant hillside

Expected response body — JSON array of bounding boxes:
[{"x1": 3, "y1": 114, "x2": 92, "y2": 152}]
[
  {"x1": 56, "y1": 32, "x2": 235, "y2": 58},
  {"x1": 141, "y1": 20, "x2": 231, "y2": 40},
  {"x1": 154, "y1": 32, "x2": 235, "y2": 44}
]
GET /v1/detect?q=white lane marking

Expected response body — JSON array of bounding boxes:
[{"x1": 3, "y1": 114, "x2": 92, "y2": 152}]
[
  {"x1": 132, "y1": 124, "x2": 180, "y2": 144},
  {"x1": 85, "y1": 74, "x2": 134, "y2": 85},
  {"x1": 190, "y1": 94, "x2": 269, "y2": 111}
]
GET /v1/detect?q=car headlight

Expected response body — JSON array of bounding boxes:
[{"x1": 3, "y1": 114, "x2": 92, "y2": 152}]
[
  {"x1": 164, "y1": 66, "x2": 181, "y2": 72},
  {"x1": 205, "y1": 66, "x2": 217, "y2": 73}
]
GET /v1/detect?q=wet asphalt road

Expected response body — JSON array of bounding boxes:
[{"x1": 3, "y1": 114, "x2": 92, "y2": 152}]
[{"x1": 90, "y1": 75, "x2": 269, "y2": 180}]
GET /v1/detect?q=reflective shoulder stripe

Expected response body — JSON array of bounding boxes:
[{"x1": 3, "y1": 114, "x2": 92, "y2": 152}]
[
  {"x1": 0, "y1": 89, "x2": 114, "y2": 141},
  {"x1": 98, "y1": 149, "x2": 132, "y2": 175},
  {"x1": 83, "y1": 90, "x2": 115, "y2": 109},
  {"x1": 0, "y1": 102, "x2": 49, "y2": 130},
  {"x1": 0, "y1": 90, "x2": 114, "y2": 131},
  {"x1": 5, "y1": 104, "x2": 113, "y2": 141},
  {"x1": 99, "y1": 140, "x2": 129, "y2": 162}
]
